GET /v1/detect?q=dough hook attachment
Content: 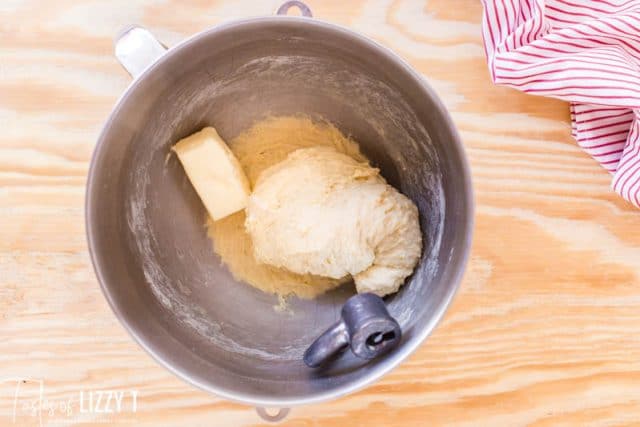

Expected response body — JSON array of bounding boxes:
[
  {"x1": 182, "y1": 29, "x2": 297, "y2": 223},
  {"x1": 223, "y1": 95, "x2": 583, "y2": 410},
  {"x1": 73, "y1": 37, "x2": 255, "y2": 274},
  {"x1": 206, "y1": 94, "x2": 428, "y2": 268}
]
[{"x1": 303, "y1": 293, "x2": 402, "y2": 368}]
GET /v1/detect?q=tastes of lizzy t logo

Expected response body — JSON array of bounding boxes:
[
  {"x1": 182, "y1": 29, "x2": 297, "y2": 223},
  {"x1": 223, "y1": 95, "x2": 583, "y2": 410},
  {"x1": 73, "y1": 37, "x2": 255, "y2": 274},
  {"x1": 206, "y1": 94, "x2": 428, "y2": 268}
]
[{"x1": 2, "y1": 378, "x2": 139, "y2": 426}]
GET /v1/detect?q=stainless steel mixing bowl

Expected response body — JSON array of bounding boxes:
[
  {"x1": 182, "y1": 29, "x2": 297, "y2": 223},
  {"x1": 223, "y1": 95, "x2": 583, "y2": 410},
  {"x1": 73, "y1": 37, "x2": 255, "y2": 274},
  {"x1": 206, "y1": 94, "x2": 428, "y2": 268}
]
[{"x1": 86, "y1": 1, "x2": 473, "y2": 418}]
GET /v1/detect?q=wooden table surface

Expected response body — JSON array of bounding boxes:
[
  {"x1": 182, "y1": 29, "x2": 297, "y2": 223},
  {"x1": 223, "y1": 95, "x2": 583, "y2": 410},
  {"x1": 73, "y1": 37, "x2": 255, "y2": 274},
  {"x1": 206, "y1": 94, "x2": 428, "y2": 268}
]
[{"x1": 2, "y1": 0, "x2": 640, "y2": 425}]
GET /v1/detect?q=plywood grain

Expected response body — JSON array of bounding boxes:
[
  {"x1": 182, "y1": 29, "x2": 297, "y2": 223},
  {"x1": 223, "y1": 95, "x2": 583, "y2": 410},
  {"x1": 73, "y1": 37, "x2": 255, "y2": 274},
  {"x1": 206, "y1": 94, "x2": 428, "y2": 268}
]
[{"x1": 1, "y1": 1, "x2": 640, "y2": 426}]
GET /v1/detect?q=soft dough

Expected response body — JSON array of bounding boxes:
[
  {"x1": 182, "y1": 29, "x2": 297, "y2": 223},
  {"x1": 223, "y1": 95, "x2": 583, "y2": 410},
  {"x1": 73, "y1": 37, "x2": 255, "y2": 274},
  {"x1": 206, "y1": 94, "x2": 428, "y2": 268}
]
[
  {"x1": 246, "y1": 146, "x2": 422, "y2": 297},
  {"x1": 206, "y1": 117, "x2": 367, "y2": 299}
]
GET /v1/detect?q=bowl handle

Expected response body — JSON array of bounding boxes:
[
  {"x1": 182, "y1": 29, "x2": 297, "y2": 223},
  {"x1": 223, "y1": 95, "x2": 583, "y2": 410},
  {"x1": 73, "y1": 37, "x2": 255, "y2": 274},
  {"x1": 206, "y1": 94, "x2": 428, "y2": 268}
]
[
  {"x1": 113, "y1": 2, "x2": 312, "y2": 79},
  {"x1": 275, "y1": 1, "x2": 313, "y2": 17},
  {"x1": 114, "y1": 26, "x2": 167, "y2": 79},
  {"x1": 255, "y1": 407, "x2": 290, "y2": 422}
]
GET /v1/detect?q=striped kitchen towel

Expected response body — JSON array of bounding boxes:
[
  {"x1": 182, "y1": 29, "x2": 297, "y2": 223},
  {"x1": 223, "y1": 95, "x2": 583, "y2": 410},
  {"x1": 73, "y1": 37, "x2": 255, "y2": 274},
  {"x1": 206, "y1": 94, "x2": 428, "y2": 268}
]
[{"x1": 481, "y1": 0, "x2": 640, "y2": 207}]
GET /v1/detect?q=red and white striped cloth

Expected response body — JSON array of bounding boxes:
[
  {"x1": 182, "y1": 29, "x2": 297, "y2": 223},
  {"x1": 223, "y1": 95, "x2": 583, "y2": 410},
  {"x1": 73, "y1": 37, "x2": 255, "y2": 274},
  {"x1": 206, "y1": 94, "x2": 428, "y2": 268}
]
[{"x1": 481, "y1": 0, "x2": 640, "y2": 207}]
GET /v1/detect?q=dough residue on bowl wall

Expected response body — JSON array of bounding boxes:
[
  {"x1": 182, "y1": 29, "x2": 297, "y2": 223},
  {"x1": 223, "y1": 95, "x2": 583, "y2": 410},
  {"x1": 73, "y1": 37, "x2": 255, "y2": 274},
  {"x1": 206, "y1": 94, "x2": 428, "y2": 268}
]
[{"x1": 207, "y1": 116, "x2": 368, "y2": 299}]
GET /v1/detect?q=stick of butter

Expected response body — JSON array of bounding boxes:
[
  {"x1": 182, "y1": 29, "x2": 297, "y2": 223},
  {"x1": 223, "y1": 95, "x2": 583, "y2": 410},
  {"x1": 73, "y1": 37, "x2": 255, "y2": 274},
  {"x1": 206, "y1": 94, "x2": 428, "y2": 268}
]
[{"x1": 172, "y1": 127, "x2": 250, "y2": 221}]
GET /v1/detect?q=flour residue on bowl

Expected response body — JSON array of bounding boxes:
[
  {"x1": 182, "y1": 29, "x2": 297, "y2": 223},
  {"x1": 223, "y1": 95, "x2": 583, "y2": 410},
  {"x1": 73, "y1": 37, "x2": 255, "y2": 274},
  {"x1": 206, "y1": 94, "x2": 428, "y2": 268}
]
[
  {"x1": 127, "y1": 179, "x2": 304, "y2": 360},
  {"x1": 123, "y1": 51, "x2": 446, "y2": 361}
]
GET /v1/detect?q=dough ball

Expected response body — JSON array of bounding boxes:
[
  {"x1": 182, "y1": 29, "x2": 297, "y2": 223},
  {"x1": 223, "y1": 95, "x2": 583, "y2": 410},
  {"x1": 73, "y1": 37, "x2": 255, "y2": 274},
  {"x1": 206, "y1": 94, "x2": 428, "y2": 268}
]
[
  {"x1": 207, "y1": 117, "x2": 364, "y2": 299},
  {"x1": 245, "y1": 146, "x2": 422, "y2": 297}
]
